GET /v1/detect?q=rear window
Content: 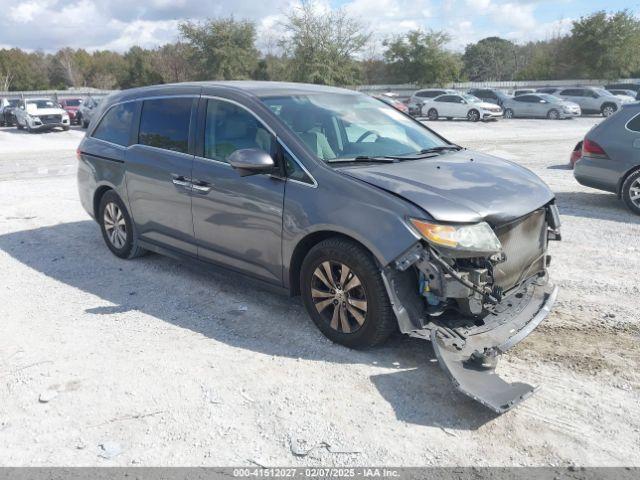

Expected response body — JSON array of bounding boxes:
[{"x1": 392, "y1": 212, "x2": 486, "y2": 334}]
[
  {"x1": 139, "y1": 98, "x2": 192, "y2": 153},
  {"x1": 65, "y1": 99, "x2": 81, "y2": 106},
  {"x1": 92, "y1": 102, "x2": 136, "y2": 146},
  {"x1": 627, "y1": 113, "x2": 640, "y2": 132}
]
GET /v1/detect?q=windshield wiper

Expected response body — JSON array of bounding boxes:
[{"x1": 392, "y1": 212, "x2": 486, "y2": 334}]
[
  {"x1": 328, "y1": 156, "x2": 399, "y2": 164},
  {"x1": 417, "y1": 145, "x2": 463, "y2": 154}
]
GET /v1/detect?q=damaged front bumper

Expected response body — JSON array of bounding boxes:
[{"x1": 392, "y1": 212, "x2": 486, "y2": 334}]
[
  {"x1": 381, "y1": 206, "x2": 560, "y2": 413},
  {"x1": 431, "y1": 280, "x2": 557, "y2": 413}
]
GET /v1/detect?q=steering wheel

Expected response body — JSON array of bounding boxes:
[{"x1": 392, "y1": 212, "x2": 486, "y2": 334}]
[{"x1": 355, "y1": 130, "x2": 380, "y2": 143}]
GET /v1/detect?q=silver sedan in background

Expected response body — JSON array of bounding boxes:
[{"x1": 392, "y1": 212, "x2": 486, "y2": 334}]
[{"x1": 502, "y1": 93, "x2": 581, "y2": 119}]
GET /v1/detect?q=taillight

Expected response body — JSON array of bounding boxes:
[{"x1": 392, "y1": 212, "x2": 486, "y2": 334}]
[
  {"x1": 582, "y1": 138, "x2": 608, "y2": 158},
  {"x1": 76, "y1": 148, "x2": 81, "y2": 161}
]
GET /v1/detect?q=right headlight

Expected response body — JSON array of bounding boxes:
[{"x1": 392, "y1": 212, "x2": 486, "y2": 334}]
[{"x1": 409, "y1": 219, "x2": 502, "y2": 254}]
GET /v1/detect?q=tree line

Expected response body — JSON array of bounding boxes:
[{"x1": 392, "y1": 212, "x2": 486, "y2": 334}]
[{"x1": 1, "y1": 5, "x2": 639, "y2": 92}]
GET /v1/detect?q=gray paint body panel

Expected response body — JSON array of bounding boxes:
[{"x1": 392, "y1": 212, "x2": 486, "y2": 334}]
[{"x1": 339, "y1": 150, "x2": 555, "y2": 226}]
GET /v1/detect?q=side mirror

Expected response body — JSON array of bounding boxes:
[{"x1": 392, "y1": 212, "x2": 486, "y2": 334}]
[{"x1": 228, "y1": 148, "x2": 275, "y2": 177}]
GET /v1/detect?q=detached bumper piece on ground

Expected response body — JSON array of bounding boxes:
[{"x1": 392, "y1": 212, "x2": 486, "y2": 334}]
[{"x1": 430, "y1": 282, "x2": 557, "y2": 413}]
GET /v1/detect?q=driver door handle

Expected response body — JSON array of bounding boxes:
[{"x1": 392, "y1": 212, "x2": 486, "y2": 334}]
[{"x1": 191, "y1": 180, "x2": 212, "y2": 193}]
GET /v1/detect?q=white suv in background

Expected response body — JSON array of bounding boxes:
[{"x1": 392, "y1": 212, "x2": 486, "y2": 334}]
[
  {"x1": 556, "y1": 87, "x2": 632, "y2": 117},
  {"x1": 15, "y1": 98, "x2": 70, "y2": 132}
]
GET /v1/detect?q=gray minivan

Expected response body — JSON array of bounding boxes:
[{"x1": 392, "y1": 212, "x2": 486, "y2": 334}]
[{"x1": 77, "y1": 81, "x2": 561, "y2": 413}]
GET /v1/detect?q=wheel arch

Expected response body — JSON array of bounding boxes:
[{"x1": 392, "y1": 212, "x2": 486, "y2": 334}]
[
  {"x1": 618, "y1": 165, "x2": 640, "y2": 196},
  {"x1": 93, "y1": 184, "x2": 115, "y2": 220},
  {"x1": 287, "y1": 230, "x2": 382, "y2": 297}
]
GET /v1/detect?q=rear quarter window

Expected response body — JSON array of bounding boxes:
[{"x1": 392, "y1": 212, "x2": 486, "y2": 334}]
[{"x1": 92, "y1": 102, "x2": 136, "y2": 147}]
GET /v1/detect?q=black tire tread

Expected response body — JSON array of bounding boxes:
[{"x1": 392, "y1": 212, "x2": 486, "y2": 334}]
[{"x1": 98, "y1": 190, "x2": 147, "y2": 259}]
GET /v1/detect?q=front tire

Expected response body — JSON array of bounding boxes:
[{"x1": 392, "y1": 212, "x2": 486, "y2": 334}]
[
  {"x1": 547, "y1": 109, "x2": 560, "y2": 120},
  {"x1": 621, "y1": 170, "x2": 640, "y2": 215},
  {"x1": 300, "y1": 238, "x2": 396, "y2": 349},
  {"x1": 467, "y1": 109, "x2": 480, "y2": 122},
  {"x1": 98, "y1": 190, "x2": 147, "y2": 259},
  {"x1": 427, "y1": 108, "x2": 439, "y2": 121},
  {"x1": 504, "y1": 108, "x2": 514, "y2": 119}
]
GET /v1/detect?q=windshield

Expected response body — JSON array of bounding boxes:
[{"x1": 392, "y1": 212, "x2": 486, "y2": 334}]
[
  {"x1": 262, "y1": 93, "x2": 447, "y2": 162},
  {"x1": 594, "y1": 88, "x2": 614, "y2": 97},
  {"x1": 538, "y1": 94, "x2": 560, "y2": 102},
  {"x1": 461, "y1": 94, "x2": 481, "y2": 103},
  {"x1": 65, "y1": 99, "x2": 81, "y2": 106},
  {"x1": 27, "y1": 100, "x2": 56, "y2": 109},
  {"x1": 8, "y1": 99, "x2": 20, "y2": 107}
]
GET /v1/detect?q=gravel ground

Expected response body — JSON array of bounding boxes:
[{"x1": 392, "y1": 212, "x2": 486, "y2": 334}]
[{"x1": 0, "y1": 118, "x2": 639, "y2": 466}]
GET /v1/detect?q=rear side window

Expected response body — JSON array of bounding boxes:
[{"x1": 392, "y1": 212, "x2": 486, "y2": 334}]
[
  {"x1": 92, "y1": 102, "x2": 135, "y2": 146},
  {"x1": 627, "y1": 113, "x2": 640, "y2": 132},
  {"x1": 139, "y1": 98, "x2": 192, "y2": 153}
]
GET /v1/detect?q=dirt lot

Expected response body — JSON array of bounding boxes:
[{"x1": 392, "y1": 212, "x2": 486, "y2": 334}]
[{"x1": 0, "y1": 118, "x2": 639, "y2": 466}]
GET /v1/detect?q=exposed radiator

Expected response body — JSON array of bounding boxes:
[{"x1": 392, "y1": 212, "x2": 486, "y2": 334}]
[{"x1": 493, "y1": 209, "x2": 547, "y2": 290}]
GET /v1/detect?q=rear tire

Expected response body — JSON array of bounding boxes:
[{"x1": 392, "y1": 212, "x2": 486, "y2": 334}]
[
  {"x1": 16, "y1": 121, "x2": 23, "y2": 130},
  {"x1": 621, "y1": 170, "x2": 640, "y2": 216},
  {"x1": 427, "y1": 108, "x2": 439, "y2": 121},
  {"x1": 300, "y1": 238, "x2": 396, "y2": 349},
  {"x1": 601, "y1": 103, "x2": 617, "y2": 117},
  {"x1": 98, "y1": 190, "x2": 147, "y2": 259}
]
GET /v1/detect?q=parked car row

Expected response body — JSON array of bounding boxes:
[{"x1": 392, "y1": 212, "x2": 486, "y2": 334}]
[
  {"x1": 392, "y1": 83, "x2": 639, "y2": 122},
  {"x1": 0, "y1": 95, "x2": 105, "y2": 132}
]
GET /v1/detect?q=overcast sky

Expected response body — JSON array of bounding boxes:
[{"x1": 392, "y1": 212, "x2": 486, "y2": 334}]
[{"x1": 0, "y1": 0, "x2": 637, "y2": 53}]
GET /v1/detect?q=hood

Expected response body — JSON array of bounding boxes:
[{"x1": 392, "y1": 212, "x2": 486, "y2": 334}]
[
  {"x1": 474, "y1": 101, "x2": 501, "y2": 110},
  {"x1": 31, "y1": 107, "x2": 66, "y2": 116},
  {"x1": 561, "y1": 101, "x2": 580, "y2": 108},
  {"x1": 339, "y1": 150, "x2": 554, "y2": 225}
]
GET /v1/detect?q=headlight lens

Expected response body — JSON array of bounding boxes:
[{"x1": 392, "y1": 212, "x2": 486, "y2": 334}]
[{"x1": 409, "y1": 219, "x2": 502, "y2": 253}]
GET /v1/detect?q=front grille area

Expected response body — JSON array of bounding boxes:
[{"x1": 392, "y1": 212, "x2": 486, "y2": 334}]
[
  {"x1": 40, "y1": 115, "x2": 62, "y2": 124},
  {"x1": 493, "y1": 209, "x2": 547, "y2": 290}
]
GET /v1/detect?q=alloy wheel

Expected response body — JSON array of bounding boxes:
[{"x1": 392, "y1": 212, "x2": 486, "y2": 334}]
[
  {"x1": 311, "y1": 261, "x2": 367, "y2": 334},
  {"x1": 504, "y1": 109, "x2": 514, "y2": 119},
  {"x1": 468, "y1": 110, "x2": 480, "y2": 122},
  {"x1": 103, "y1": 202, "x2": 127, "y2": 249},
  {"x1": 602, "y1": 105, "x2": 615, "y2": 117},
  {"x1": 630, "y1": 179, "x2": 640, "y2": 209}
]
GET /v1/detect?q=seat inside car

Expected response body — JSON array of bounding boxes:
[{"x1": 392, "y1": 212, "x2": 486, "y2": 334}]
[
  {"x1": 205, "y1": 106, "x2": 271, "y2": 160},
  {"x1": 290, "y1": 109, "x2": 336, "y2": 160}
]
